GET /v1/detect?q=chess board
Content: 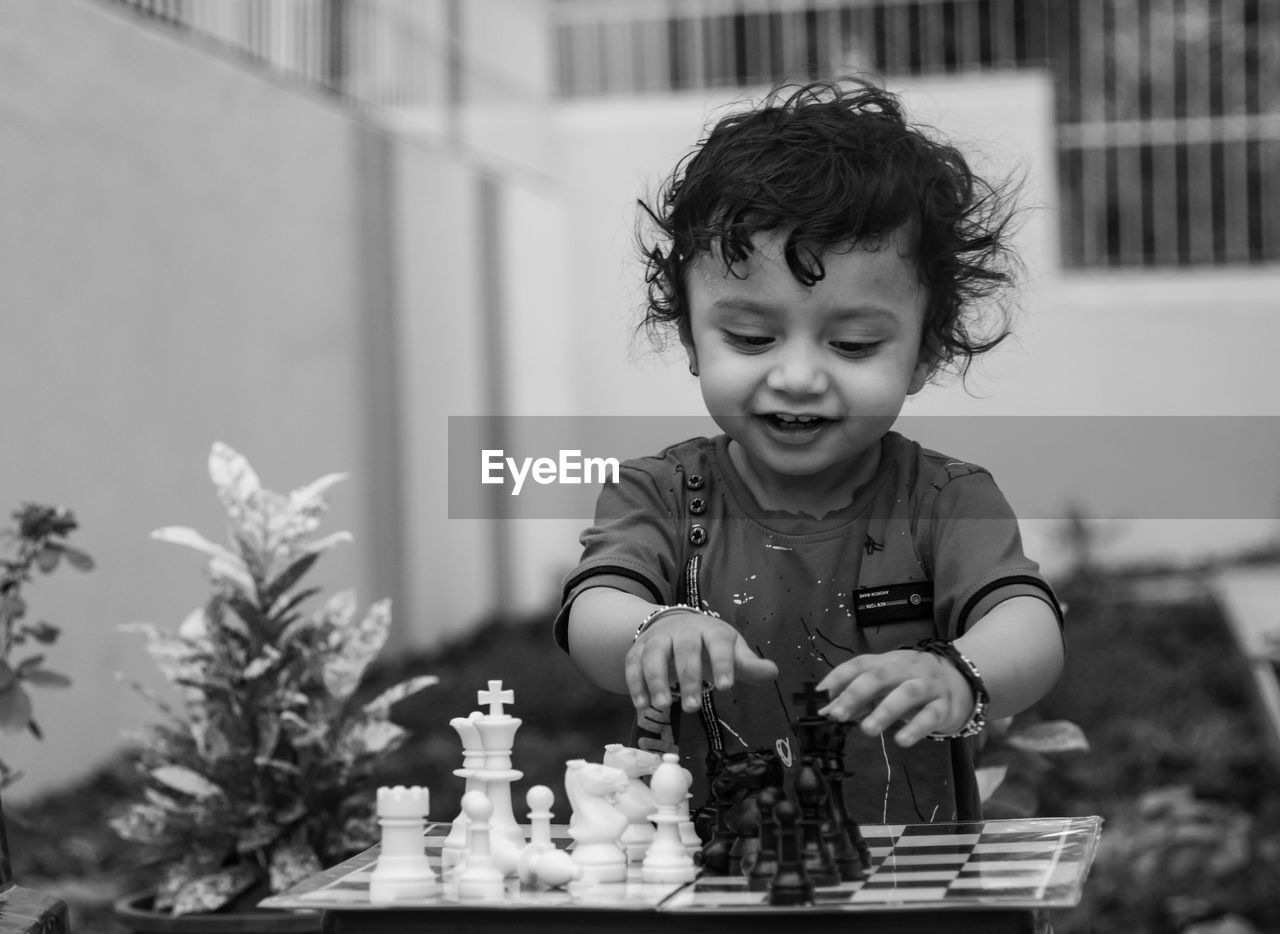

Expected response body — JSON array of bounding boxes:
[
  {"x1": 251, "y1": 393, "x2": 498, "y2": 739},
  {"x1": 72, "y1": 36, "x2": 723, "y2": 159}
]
[{"x1": 262, "y1": 815, "x2": 1101, "y2": 915}]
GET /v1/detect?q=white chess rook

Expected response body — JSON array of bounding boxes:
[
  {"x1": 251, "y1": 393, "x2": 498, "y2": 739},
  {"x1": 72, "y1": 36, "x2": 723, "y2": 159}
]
[
  {"x1": 369, "y1": 786, "x2": 437, "y2": 902},
  {"x1": 642, "y1": 754, "x2": 697, "y2": 883}
]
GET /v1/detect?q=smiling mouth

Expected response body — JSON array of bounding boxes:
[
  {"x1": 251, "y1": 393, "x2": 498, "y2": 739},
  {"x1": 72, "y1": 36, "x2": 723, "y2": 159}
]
[{"x1": 762, "y1": 413, "x2": 830, "y2": 431}]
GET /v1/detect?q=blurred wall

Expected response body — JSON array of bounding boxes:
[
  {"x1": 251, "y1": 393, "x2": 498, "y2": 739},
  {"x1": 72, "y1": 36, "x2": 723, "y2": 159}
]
[{"x1": 0, "y1": 0, "x2": 526, "y2": 800}]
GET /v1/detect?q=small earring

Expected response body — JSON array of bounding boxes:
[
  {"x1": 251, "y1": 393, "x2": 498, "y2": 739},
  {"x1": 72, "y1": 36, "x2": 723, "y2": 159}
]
[{"x1": 688, "y1": 362, "x2": 699, "y2": 377}]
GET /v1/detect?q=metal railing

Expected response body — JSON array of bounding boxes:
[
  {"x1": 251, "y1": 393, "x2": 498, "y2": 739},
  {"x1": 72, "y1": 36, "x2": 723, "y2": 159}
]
[
  {"x1": 105, "y1": 0, "x2": 457, "y2": 117},
  {"x1": 554, "y1": 0, "x2": 1280, "y2": 270},
  {"x1": 554, "y1": 0, "x2": 1048, "y2": 95}
]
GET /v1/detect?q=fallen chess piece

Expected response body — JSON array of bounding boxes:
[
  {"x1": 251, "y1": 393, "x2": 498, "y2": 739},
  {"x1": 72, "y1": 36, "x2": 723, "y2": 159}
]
[
  {"x1": 370, "y1": 785, "x2": 437, "y2": 903},
  {"x1": 526, "y1": 849, "x2": 584, "y2": 889}
]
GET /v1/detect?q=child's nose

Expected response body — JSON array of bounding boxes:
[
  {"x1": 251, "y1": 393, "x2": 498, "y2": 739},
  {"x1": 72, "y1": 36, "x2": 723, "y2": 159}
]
[{"x1": 765, "y1": 344, "x2": 829, "y2": 396}]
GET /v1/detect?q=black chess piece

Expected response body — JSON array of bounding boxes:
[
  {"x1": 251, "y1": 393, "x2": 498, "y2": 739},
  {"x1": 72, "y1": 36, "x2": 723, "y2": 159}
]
[
  {"x1": 746, "y1": 786, "x2": 780, "y2": 892},
  {"x1": 767, "y1": 799, "x2": 813, "y2": 906},
  {"x1": 819, "y1": 720, "x2": 869, "y2": 880},
  {"x1": 794, "y1": 758, "x2": 839, "y2": 886}
]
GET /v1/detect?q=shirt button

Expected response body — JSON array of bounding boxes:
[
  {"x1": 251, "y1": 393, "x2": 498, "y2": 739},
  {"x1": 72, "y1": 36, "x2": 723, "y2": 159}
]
[
  {"x1": 689, "y1": 497, "x2": 707, "y2": 515},
  {"x1": 686, "y1": 474, "x2": 705, "y2": 491},
  {"x1": 689, "y1": 524, "x2": 708, "y2": 546}
]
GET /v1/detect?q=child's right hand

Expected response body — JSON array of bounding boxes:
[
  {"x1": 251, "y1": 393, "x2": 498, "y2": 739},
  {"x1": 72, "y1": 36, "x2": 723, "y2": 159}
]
[{"x1": 625, "y1": 609, "x2": 779, "y2": 713}]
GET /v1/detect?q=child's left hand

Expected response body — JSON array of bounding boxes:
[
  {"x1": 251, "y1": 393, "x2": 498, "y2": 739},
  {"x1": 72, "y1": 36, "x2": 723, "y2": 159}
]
[{"x1": 816, "y1": 648, "x2": 974, "y2": 746}]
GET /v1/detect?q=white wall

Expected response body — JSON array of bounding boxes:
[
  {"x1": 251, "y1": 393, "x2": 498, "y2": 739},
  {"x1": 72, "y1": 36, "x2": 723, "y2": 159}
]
[{"x1": 0, "y1": 0, "x2": 496, "y2": 800}]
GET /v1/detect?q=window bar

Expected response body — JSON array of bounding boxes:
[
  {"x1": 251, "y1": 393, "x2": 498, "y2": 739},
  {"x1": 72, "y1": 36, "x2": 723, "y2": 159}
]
[{"x1": 1222, "y1": 0, "x2": 1251, "y2": 262}]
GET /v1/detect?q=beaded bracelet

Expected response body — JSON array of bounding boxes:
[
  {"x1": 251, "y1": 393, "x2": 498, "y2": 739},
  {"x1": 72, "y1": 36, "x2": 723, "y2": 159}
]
[
  {"x1": 633, "y1": 604, "x2": 699, "y2": 643},
  {"x1": 912, "y1": 638, "x2": 990, "y2": 740}
]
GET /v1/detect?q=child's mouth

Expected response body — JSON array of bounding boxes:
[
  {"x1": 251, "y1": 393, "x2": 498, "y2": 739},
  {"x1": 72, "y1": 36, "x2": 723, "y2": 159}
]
[{"x1": 762, "y1": 413, "x2": 828, "y2": 432}]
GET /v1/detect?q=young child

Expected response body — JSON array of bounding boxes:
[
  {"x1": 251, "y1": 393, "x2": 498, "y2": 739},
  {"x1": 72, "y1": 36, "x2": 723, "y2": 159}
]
[{"x1": 553, "y1": 79, "x2": 1063, "y2": 825}]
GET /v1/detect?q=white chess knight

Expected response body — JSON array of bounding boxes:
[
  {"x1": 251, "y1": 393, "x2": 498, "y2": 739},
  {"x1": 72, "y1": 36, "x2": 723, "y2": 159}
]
[
  {"x1": 602, "y1": 744, "x2": 662, "y2": 861},
  {"x1": 642, "y1": 754, "x2": 698, "y2": 884},
  {"x1": 564, "y1": 758, "x2": 631, "y2": 883},
  {"x1": 369, "y1": 786, "x2": 437, "y2": 902}
]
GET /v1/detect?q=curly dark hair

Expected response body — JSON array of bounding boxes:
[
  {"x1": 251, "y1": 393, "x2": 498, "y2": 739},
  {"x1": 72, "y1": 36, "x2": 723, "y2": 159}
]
[{"x1": 638, "y1": 78, "x2": 1022, "y2": 377}]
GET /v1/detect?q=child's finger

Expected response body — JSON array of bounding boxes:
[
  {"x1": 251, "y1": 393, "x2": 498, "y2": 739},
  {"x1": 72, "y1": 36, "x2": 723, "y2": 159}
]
[
  {"x1": 893, "y1": 697, "x2": 951, "y2": 746},
  {"x1": 638, "y1": 640, "x2": 675, "y2": 710},
  {"x1": 704, "y1": 636, "x2": 736, "y2": 691},
  {"x1": 672, "y1": 642, "x2": 706, "y2": 712},
  {"x1": 860, "y1": 679, "x2": 934, "y2": 736},
  {"x1": 733, "y1": 639, "x2": 779, "y2": 684}
]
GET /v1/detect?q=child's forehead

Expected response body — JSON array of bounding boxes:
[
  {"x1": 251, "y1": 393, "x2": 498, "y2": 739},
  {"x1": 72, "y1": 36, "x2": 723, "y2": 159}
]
[{"x1": 688, "y1": 227, "x2": 914, "y2": 287}]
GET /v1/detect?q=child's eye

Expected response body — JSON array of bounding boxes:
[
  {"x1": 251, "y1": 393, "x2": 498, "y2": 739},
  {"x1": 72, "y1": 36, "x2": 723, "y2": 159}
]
[
  {"x1": 723, "y1": 331, "x2": 774, "y2": 350},
  {"x1": 831, "y1": 340, "x2": 879, "y2": 357}
]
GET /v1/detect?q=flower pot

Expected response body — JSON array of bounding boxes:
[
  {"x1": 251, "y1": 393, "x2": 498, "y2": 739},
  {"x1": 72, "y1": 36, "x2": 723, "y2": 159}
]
[{"x1": 112, "y1": 893, "x2": 321, "y2": 934}]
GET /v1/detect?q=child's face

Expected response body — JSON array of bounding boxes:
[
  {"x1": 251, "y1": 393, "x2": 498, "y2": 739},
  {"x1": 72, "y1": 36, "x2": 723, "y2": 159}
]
[{"x1": 683, "y1": 227, "x2": 930, "y2": 506}]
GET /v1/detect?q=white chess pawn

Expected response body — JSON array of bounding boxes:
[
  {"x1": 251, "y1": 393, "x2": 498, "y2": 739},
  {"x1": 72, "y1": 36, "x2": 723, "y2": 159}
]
[
  {"x1": 517, "y1": 785, "x2": 557, "y2": 886},
  {"x1": 642, "y1": 754, "x2": 697, "y2": 884},
  {"x1": 369, "y1": 786, "x2": 437, "y2": 902},
  {"x1": 455, "y1": 791, "x2": 505, "y2": 900}
]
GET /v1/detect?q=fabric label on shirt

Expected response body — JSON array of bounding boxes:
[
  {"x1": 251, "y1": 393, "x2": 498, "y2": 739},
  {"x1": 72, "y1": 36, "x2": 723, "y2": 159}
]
[{"x1": 854, "y1": 581, "x2": 935, "y2": 627}]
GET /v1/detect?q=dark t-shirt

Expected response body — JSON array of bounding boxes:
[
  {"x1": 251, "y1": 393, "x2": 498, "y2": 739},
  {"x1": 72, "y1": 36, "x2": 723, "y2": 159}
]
[{"x1": 555, "y1": 431, "x2": 1059, "y2": 824}]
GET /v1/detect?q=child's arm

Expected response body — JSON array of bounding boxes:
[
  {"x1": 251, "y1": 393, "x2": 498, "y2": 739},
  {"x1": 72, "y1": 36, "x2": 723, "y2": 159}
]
[
  {"x1": 567, "y1": 585, "x2": 779, "y2": 713},
  {"x1": 817, "y1": 595, "x2": 1063, "y2": 747}
]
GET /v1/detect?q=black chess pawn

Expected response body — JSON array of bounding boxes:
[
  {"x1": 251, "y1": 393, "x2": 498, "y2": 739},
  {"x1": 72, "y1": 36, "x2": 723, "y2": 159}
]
[
  {"x1": 767, "y1": 799, "x2": 813, "y2": 906},
  {"x1": 746, "y1": 787, "x2": 780, "y2": 892},
  {"x1": 794, "y1": 758, "x2": 839, "y2": 886}
]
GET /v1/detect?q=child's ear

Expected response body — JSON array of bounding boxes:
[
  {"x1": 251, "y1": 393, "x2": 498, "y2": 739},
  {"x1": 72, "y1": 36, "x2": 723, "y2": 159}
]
[
  {"x1": 680, "y1": 326, "x2": 699, "y2": 377},
  {"x1": 907, "y1": 356, "x2": 932, "y2": 395}
]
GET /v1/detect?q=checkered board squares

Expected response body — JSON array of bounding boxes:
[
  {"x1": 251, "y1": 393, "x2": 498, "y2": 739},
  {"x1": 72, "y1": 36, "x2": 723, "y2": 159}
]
[
  {"x1": 664, "y1": 816, "x2": 1102, "y2": 912},
  {"x1": 263, "y1": 816, "x2": 1101, "y2": 915}
]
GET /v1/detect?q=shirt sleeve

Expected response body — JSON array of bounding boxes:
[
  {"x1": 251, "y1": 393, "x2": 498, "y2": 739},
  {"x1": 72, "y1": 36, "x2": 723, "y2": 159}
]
[
  {"x1": 922, "y1": 468, "x2": 1063, "y2": 639},
  {"x1": 552, "y1": 461, "x2": 683, "y2": 651}
]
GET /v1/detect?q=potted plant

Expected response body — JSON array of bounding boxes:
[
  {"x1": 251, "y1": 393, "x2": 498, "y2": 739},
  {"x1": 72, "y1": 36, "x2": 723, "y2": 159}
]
[
  {"x1": 1, "y1": 503, "x2": 94, "y2": 790},
  {"x1": 111, "y1": 443, "x2": 436, "y2": 928}
]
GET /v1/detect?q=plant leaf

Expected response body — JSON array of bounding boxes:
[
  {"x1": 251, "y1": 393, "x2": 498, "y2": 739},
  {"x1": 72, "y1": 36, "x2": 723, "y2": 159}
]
[
  {"x1": 19, "y1": 667, "x2": 71, "y2": 688},
  {"x1": 299, "y1": 531, "x2": 353, "y2": 555},
  {"x1": 0, "y1": 683, "x2": 33, "y2": 732},
  {"x1": 152, "y1": 765, "x2": 224, "y2": 798},
  {"x1": 320, "y1": 598, "x2": 389, "y2": 701},
  {"x1": 269, "y1": 841, "x2": 323, "y2": 893},
  {"x1": 1005, "y1": 719, "x2": 1091, "y2": 755},
  {"x1": 171, "y1": 864, "x2": 259, "y2": 916},
  {"x1": 261, "y1": 552, "x2": 320, "y2": 614},
  {"x1": 151, "y1": 526, "x2": 243, "y2": 568},
  {"x1": 361, "y1": 675, "x2": 439, "y2": 719}
]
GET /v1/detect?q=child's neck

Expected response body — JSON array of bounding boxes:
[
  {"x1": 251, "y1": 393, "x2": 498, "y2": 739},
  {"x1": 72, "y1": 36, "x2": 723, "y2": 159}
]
[{"x1": 726, "y1": 439, "x2": 884, "y2": 519}]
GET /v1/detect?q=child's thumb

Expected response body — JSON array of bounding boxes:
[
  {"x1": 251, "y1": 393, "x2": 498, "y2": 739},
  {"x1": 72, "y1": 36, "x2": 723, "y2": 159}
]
[{"x1": 733, "y1": 639, "x2": 780, "y2": 683}]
